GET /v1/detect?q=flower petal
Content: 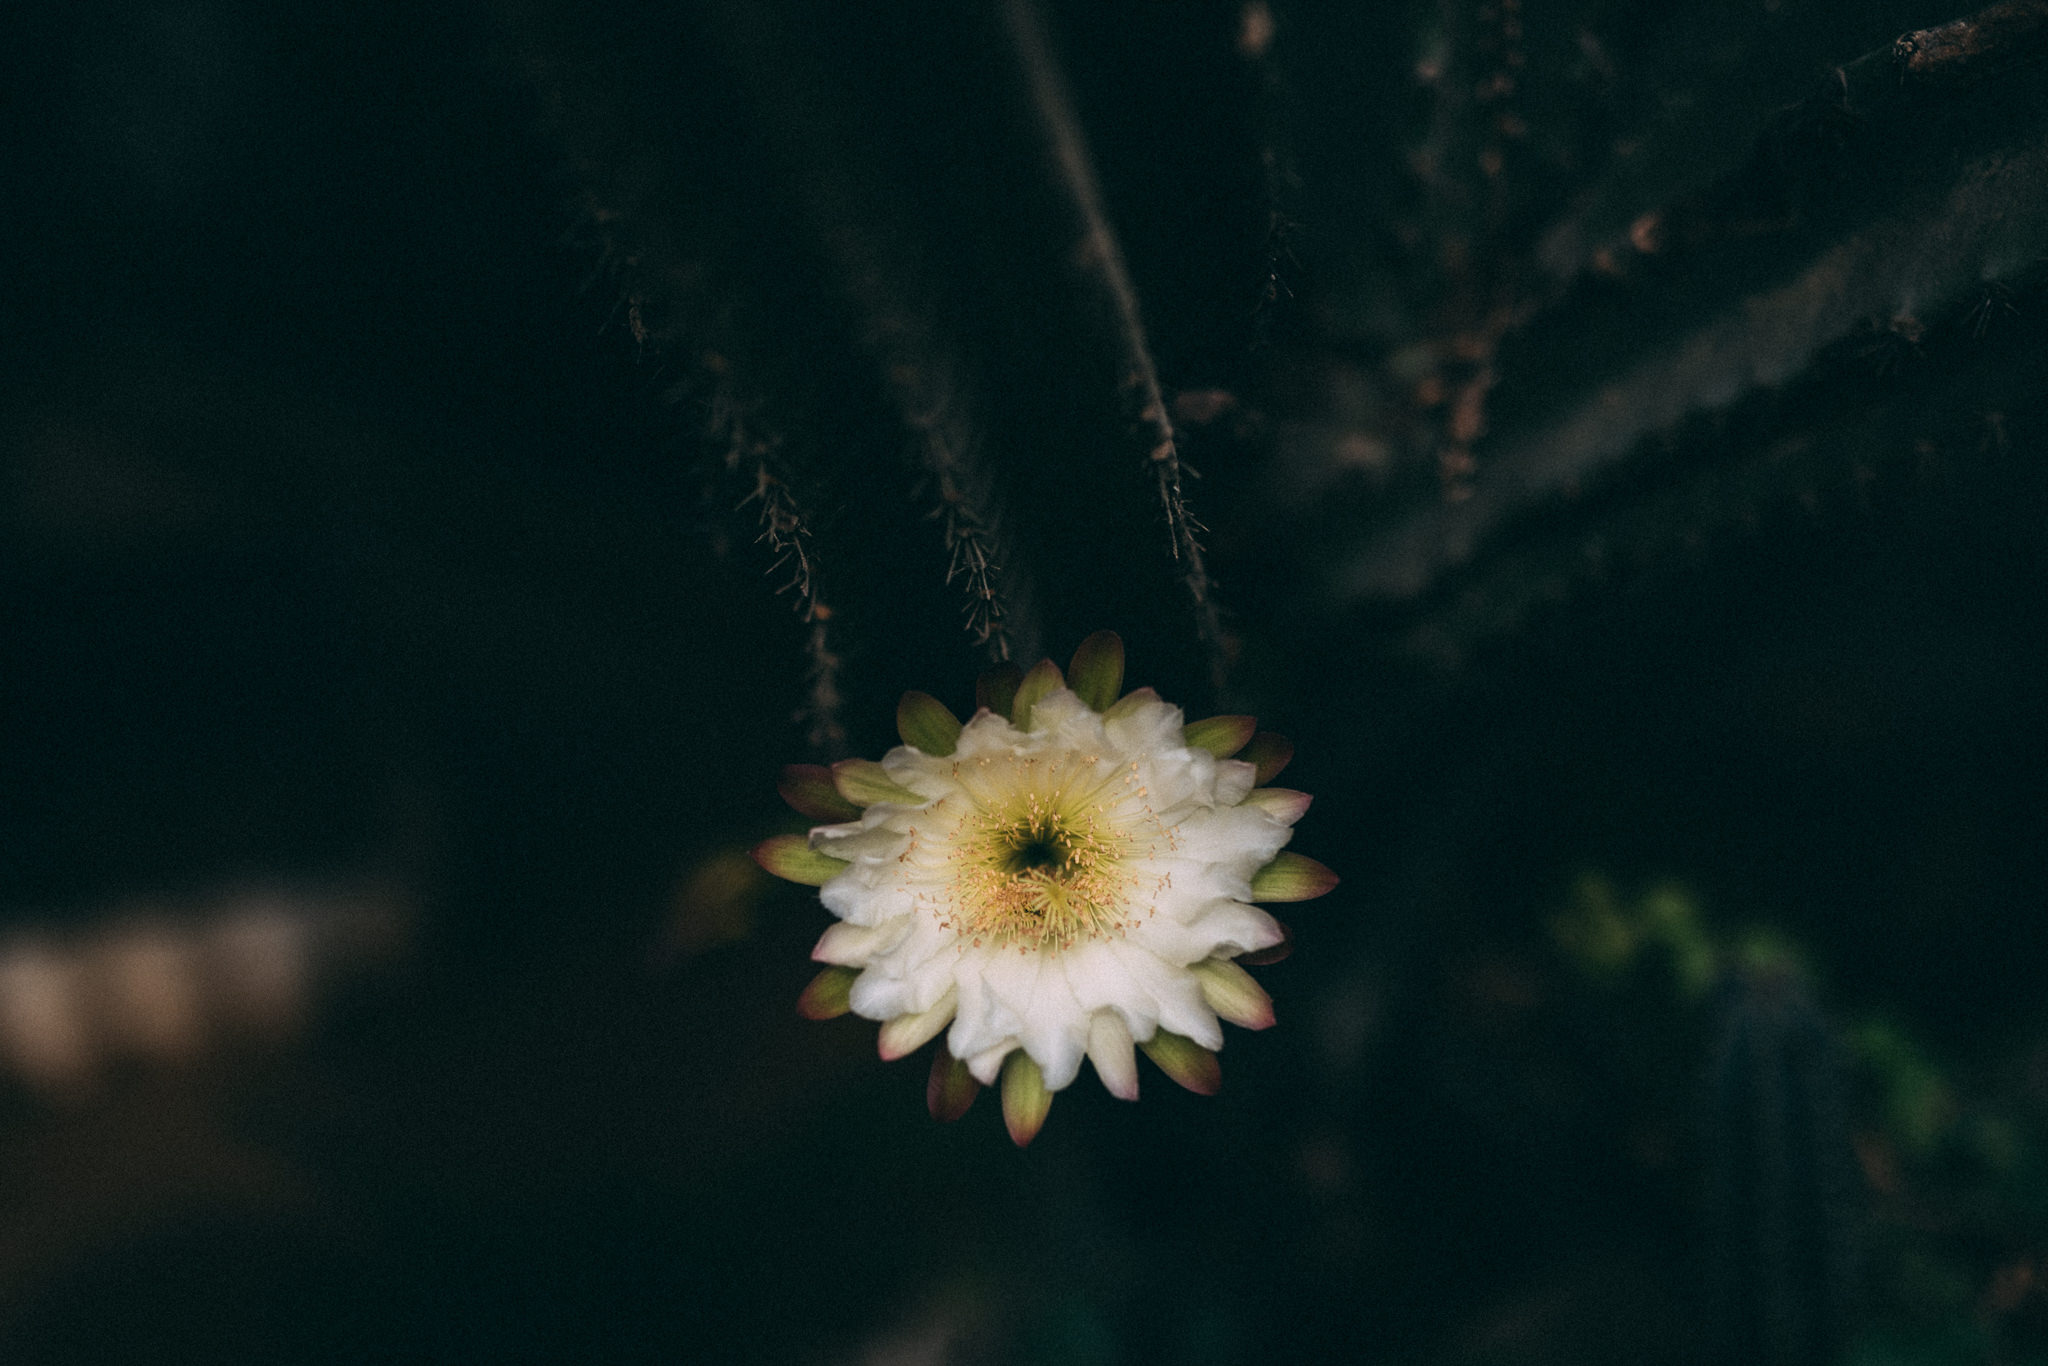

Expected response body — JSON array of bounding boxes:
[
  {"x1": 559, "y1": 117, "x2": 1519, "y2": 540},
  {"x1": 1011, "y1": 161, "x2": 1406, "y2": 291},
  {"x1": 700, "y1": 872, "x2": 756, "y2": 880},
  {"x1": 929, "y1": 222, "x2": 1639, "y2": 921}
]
[
  {"x1": 1183, "y1": 714, "x2": 1257, "y2": 759},
  {"x1": 848, "y1": 964, "x2": 918, "y2": 1020},
  {"x1": 811, "y1": 919, "x2": 909, "y2": 965},
  {"x1": 818, "y1": 871, "x2": 914, "y2": 927},
  {"x1": 1183, "y1": 901, "x2": 1287, "y2": 958},
  {"x1": 973, "y1": 948, "x2": 1088, "y2": 1091},
  {"x1": 809, "y1": 822, "x2": 912, "y2": 864},
  {"x1": 1011, "y1": 658, "x2": 1065, "y2": 730},
  {"x1": 896, "y1": 691, "x2": 963, "y2": 756},
  {"x1": 1240, "y1": 787, "x2": 1313, "y2": 825},
  {"x1": 1193, "y1": 958, "x2": 1275, "y2": 1030},
  {"x1": 778, "y1": 764, "x2": 861, "y2": 821},
  {"x1": 1067, "y1": 631, "x2": 1125, "y2": 712},
  {"x1": 1239, "y1": 917, "x2": 1294, "y2": 966},
  {"x1": 1102, "y1": 685, "x2": 1161, "y2": 722},
  {"x1": 1239, "y1": 732, "x2": 1294, "y2": 784},
  {"x1": 1140, "y1": 1029, "x2": 1222, "y2": 1095},
  {"x1": 1102, "y1": 690, "x2": 1184, "y2": 754},
  {"x1": 797, "y1": 966, "x2": 858, "y2": 1020},
  {"x1": 1001, "y1": 1050, "x2": 1054, "y2": 1146},
  {"x1": 1105, "y1": 938, "x2": 1224, "y2": 1048},
  {"x1": 1022, "y1": 1013, "x2": 1087, "y2": 1092},
  {"x1": 975, "y1": 663, "x2": 1023, "y2": 721},
  {"x1": 1249, "y1": 852, "x2": 1339, "y2": 902},
  {"x1": 878, "y1": 988, "x2": 958, "y2": 1060},
  {"x1": 1213, "y1": 758, "x2": 1258, "y2": 808},
  {"x1": 752, "y1": 835, "x2": 850, "y2": 886},
  {"x1": 927, "y1": 1046, "x2": 981, "y2": 1122},
  {"x1": 832, "y1": 759, "x2": 927, "y2": 807},
  {"x1": 1087, "y1": 1011, "x2": 1139, "y2": 1100},
  {"x1": 963, "y1": 1039, "x2": 1016, "y2": 1086}
]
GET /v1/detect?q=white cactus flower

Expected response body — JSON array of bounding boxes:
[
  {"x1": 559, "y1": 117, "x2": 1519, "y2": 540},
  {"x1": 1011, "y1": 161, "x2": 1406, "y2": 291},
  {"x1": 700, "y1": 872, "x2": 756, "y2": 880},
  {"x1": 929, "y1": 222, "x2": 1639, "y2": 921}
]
[{"x1": 756, "y1": 633, "x2": 1335, "y2": 1145}]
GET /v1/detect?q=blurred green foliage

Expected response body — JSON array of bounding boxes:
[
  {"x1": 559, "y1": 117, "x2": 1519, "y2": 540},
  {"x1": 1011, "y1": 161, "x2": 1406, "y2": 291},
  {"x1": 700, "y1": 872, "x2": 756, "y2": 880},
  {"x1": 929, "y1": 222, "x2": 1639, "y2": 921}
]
[{"x1": 1553, "y1": 872, "x2": 2048, "y2": 1366}]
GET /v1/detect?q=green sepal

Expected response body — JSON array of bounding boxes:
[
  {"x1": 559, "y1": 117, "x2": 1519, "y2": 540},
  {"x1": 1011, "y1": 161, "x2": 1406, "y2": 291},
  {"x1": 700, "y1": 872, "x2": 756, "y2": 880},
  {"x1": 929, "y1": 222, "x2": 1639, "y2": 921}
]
[
  {"x1": 1239, "y1": 732, "x2": 1293, "y2": 784},
  {"x1": 1010, "y1": 658, "x2": 1064, "y2": 731},
  {"x1": 778, "y1": 764, "x2": 861, "y2": 822},
  {"x1": 1192, "y1": 958, "x2": 1275, "y2": 1030},
  {"x1": 927, "y1": 1046, "x2": 980, "y2": 1123},
  {"x1": 752, "y1": 835, "x2": 850, "y2": 887},
  {"x1": 797, "y1": 965, "x2": 858, "y2": 1019},
  {"x1": 1000, "y1": 1050, "x2": 1053, "y2": 1146},
  {"x1": 1139, "y1": 1030, "x2": 1221, "y2": 1095},
  {"x1": 832, "y1": 758, "x2": 927, "y2": 807},
  {"x1": 1184, "y1": 714, "x2": 1257, "y2": 758},
  {"x1": 1248, "y1": 851, "x2": 1339, "y2": 902},
  {"x1": 975, "y1": 663, "x2": 1023, "y2": 721},
  {"x1": 1067, "y1": 631, "x2": 1125, "y2": 712},
  {"x1": 896, "y1": 691, "x2": 963, "y2": 756}
]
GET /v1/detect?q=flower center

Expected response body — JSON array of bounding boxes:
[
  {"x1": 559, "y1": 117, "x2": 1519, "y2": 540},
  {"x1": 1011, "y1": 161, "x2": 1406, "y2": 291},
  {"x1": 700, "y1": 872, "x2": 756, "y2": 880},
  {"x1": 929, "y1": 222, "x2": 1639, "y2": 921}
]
[
  {"x1": 932, "y1": 754, "x2": 1178, "y2": 954},
  {"x1": 1000, "y1": 825, "x2": 1071, "y2": 876}
]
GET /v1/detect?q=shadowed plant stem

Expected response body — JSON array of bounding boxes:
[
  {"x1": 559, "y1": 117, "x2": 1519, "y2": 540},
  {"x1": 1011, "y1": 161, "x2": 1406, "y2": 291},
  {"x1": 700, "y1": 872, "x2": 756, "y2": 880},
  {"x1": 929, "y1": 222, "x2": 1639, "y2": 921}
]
[{"x1": 1000, "y1": 0, "x2": 1227, "y2": 688}]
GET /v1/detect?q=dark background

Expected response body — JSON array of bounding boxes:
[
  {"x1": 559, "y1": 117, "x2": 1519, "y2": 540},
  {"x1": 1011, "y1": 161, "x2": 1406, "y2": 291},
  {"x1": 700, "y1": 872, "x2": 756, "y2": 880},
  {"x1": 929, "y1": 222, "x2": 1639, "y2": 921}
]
[{"x1": 2, "y1": 0, "x2": 2045, "y2": 1361}]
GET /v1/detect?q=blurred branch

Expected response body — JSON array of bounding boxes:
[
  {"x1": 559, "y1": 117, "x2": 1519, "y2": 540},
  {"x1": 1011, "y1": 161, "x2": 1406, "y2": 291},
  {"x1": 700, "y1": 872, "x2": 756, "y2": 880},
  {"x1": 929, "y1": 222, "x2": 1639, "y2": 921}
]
[{"x1": 1331, "y1": 5, "x2": 2048, "y2": 626}]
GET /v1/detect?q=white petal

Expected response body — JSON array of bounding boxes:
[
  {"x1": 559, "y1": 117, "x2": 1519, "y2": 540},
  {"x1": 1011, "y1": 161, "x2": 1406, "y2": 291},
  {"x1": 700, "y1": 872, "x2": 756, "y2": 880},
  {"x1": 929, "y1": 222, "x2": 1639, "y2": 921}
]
[
  {"x1": 1183, "y1": 898, "x2": 1286, "y2": 954},
  {"x1": 977, "y1": 945, "x2": 1049, "y2": 1023},
  {"x1": 962, "y1": 1038, "x2": 1016, "y2": 1085},
  {"x1": 963, "y1": 948, "x2": 1084, "y2": 1091},
  {"x1": 878, "y1": 989, "x2": 957, "y2": 1060},
  {"x1": 1059, "y1": 940, "x2": 1147, "y2": 1013},
  {"x1": 1022, "y1": 1009, "x2": 1087, "y2": 1091},
  {"x1": 815, "y1": 824, "x2": 914, "y2": 863},
  {"x1": 947, "y1": 955, "x2": 1023, "y2": 1060},
  {"x1": 1106, "y1": 939, "x2": 1223, "y2": 1050},
  {"x1": 1170, "y1": 806, "x2": 1293, "y2": 879},
  {"x1": 1212, "y1": 758, "x2": 1257, "y2": 807},
  {"x1": 898, "y1": 948, "x2": 967, "y2": 1014},
  {"x1": 866, "y1": 913, "x2": 960, "y2": 979},
  {"x1": 1102, "y1": 695, "x2": 1185, "y2": 758},
  {"x1": 1038, "y1": 692, "x2": 1122, "y2": 763},
  {"x1": 811, "y1": 919, "x2": 908, "y2": 966},
  {"x1": 847, "y1": 969, "x2": 913, "y2": 1021},
  {"x1": 953, "y1": 709, "x2": 1026, "y2": 759},
  {"x1": 819, "y1": 874, "x2": 914, "y2": 927},
  {"x1": 1132, "y1": 899, "x2": 1284, "y2": 964},
  {"x1": 1087, "y1": 1011, "x2": 1139, "y2": 1100},
  {"x1": 879, "y1": 747, "x2": 961, "y2": 796}
]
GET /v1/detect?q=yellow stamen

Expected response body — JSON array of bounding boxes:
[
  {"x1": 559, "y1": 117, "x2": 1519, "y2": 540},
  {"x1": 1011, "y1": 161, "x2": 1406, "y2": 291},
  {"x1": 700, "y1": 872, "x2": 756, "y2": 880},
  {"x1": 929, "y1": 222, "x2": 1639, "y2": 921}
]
[{"x1": 930, "y1": 751, "x2": 1179, "y2": 952}]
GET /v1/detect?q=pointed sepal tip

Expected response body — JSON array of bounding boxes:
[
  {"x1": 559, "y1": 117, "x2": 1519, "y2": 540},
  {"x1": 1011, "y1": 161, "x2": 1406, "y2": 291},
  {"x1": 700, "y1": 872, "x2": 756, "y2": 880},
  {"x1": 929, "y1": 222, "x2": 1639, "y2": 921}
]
[
  {"x1": 797, "y1": 965, "x2": 858, "y2": 1020},
  {"x1": 1249, "y1": 851, "x2": 1339, "y2": 902},
  {"x1": 928, "y1": 1047, "x2": 981, "y2": 1123},
  {"x1": 1001, "y1": 1050, "x2": 1054, "y2": 1146},
  {"x1": 1184, "y1": 714, "x2": 1258, "y2": 759},
  {"x1": 753, "y1": 835, "x2": 850, "y2": 887},
  {"x1": 1067, "y1": 631, "x2": 1125, "y2": 712},
  {"x1": 1140, "y1": 1030, "x2": 1222, "y2": 1095},
  {"x1": 778, "y1": 764, "x2": 861, "y2": 822},
  {"x1": 896, "y1": 691, "x2": 963, "y2": 757},
  {"x1": 1240, "y1": 732, "x2": 1294, "y2": 784},
  {"x1": 1011, "y1": 658, "x2": 1065, "y2": 731},
  {"x1": 832, "y1": 758, "x2": 926, "y2": 808}
]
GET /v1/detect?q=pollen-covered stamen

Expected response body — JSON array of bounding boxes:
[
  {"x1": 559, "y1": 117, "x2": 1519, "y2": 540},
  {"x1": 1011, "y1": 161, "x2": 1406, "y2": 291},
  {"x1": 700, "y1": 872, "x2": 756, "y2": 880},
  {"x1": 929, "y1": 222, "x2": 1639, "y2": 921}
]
[{"x1": 938, "y1": 753, "x2": 1177, "y2": 952}]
